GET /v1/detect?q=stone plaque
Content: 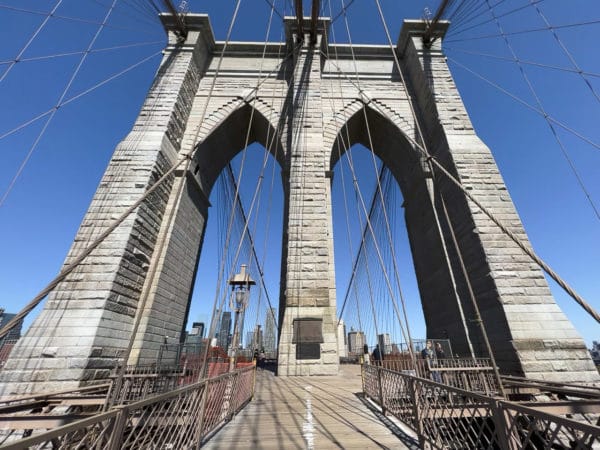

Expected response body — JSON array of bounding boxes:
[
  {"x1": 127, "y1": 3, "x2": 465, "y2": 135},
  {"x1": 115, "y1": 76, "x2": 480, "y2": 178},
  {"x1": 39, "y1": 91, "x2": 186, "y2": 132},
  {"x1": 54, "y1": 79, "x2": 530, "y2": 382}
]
[
  {"x1": 293, "y1": 318, "x2": 323, "y2": 360},
  {"x1": 296, "y1": 342, "x2": 320, "y2": 360}
]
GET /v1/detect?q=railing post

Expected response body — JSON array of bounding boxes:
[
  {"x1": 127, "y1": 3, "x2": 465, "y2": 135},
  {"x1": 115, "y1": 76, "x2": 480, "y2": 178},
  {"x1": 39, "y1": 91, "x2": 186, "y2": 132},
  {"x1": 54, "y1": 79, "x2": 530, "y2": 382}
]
[
  {"x1": 490, "y1": 399, "x2": 521, "y2": 450},
  {"x1": 408, "y1": 377, "x2": 427, "y2": 449},
  {"x1": 360, "y1": 360, "x2": 365, "y2": 394},
  {"x1": 227, "y1": 370, "x2": 240, "y2": 420},
  {"x1": 377, "y1": 366, "x2": 386, "y2": 415},
  {"x1": 108, "y1": 406, "x2": 129, "y2": 450},
  {"x1": 251, "y1": 360, "x2": 257, "y2": 400},
  {"x1": 194, "y1": 381, "x2": 210, "y2": 450}
]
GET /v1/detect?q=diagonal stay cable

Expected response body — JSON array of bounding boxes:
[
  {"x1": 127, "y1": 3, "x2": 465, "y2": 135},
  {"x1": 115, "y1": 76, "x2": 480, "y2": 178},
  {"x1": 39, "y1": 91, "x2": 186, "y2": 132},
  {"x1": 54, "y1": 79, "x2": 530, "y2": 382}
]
[
  {"x1": 529, "y1": 0, "x2": 600, "y2": 103},
  {"x1": 0, "y1": 0, "x2": 119, "y2": 208},
  {"x1": 483, "y1": 0, "x2": 599, "y2": 220},
  {"x1": 320, "y1": 50, "x2": 600, "y2": 327},
  {"x1": 444, "y1": 46, "x2": 600, "y2": 78},
  {"x1": 0, "y1": 33, "x2": 297, "y2": 342},
  {"x1": 445, "y1": 19, "x2": 600, "y2": 43},
  {"x1": 337, "y1": 165, "x2": 386, "y2": 322},
  {"x1": 262, "y1": 0, "x2": 285, "y2": 20},
  {"x1": 330, "y1": 0, "x2": 355, "y2": 25},
  {"x1": 323, "y1": 16, "x2": 600, "y2": 327},
  {"x1": 338, "y1": 0, "x2": 416, "y2": 360},
  {"x1": 226, "y1": 164, "x2": 278, "y2": 328},
  {"x1": 0, "y1": 40, "x2": 164, "y2": 66},
  {"x1": 0, "y1": 50, "x2": 163, "y2": 141},
  {"x1": 0, "y1": 156, "x2": 187, "y2": 340},
  {"x1": 0, "y1": 4, "x2": 163, "y2": 37},
  {"x1": 446, "y1": 0, "x2": 547, "y2": 38},
  {"x1": 447, "y1": 56, "x2": 600, "y2": 151},
  {"x1": 0, "y1": 0, "x2": 64, "y2": 84}
]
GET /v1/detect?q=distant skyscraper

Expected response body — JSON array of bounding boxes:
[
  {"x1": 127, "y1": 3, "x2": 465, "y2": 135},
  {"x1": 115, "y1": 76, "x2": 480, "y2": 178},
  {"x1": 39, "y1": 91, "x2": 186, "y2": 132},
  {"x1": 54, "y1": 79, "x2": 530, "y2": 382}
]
[
  {"x1": 378, "y1": 333, "x2": 392, "y2": 355},
  {"x1": 0, "y1": 309, "x2": 23, "y2": 367},
  {"x1": 246, "y1": 331, "x2": 254, "y2": 349},
  {"x1": 0, "y1": 309, "x2": 22, "y2": 346},
  {"x1": 347, "y1": 329, "x2": 366, "y2": 355},
  {"x1": 190, "y1": 322, "x2": 205, "y2": 338},
  {"x1": 263, "y1": 307, "x2": 277, "y2": 353},
  {"x1": 251, "y1": 325, "x2": 263, "y2": 351},
  {"x1": 184, "y1": 322, "x2": 205, "y2": 349},
  {"x1": 218, "y1": 311, "x2": 232, "y2": 351}
]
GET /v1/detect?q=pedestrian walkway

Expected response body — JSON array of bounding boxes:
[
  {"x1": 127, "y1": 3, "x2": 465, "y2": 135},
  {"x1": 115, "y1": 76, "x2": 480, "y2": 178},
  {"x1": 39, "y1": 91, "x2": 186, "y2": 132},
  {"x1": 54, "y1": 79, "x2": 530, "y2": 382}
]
[{"x1": 202, "y1": 364, "x2": 417, "y2": 449}]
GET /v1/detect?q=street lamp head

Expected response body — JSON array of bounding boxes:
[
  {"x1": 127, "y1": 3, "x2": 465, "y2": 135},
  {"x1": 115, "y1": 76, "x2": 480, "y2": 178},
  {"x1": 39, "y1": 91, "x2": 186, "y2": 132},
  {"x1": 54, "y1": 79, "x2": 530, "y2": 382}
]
[{"x1": 228, "y1": 264, "x2": 256, "y2": 288}]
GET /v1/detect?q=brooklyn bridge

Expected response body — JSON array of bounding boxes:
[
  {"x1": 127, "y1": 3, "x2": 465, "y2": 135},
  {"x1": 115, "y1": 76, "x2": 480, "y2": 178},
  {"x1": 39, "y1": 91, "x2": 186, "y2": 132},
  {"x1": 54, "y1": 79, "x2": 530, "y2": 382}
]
[{"x1": 0, "y1": 0, "x2": 598, "y2": 448}]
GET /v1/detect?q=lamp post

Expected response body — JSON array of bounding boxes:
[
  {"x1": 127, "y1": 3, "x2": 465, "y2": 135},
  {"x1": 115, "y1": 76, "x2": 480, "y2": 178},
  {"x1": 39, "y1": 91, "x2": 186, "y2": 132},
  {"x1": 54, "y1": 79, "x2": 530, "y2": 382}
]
[{"x1": 228, "y1": 265, "x2": 255, "y2": 371}]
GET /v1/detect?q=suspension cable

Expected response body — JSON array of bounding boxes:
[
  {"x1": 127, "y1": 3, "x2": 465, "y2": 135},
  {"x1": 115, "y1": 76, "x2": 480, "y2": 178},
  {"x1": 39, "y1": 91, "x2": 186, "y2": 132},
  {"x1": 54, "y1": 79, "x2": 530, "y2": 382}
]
[
  {"x1": 0, "y1": 4, "x2": 161, "y2": 37},
  {"x1": 0, "y1": 51, "x2": 163, "y2": 142},
  {"x1": 0, "y1": 40, "x2": 164, "y2": 66},
  {"x1": 0, "y1": 0, "x2": 64, "y2": 84},
  {"x1": 447, "y1": 57, "x2": 600, "y2": 151},
  {"x1": 446, "y1": 0, "x2": 547, "y2": 38},
  {"x1": 481, "y1": 0, "x2": 599, "y2": 221},
  {"x1": 443, "y1": 47, "x2": 600, "y2": 78},
  {"x1": 325, "y1": 0, "x2": 362, "y2": 331},
  {"x1": 529, "y1": 0, "x2": 600, "y2": 102},
  {"x1": 374, "y1": 0, "x2": 504, "y2": 391},
  {"x1": 0, "y1": 1, "x2": 298, "y2": 342},
  {"x1": 445, "y1": 19, "x2": 600, "y2": 43},
  {"x1": 202, "y1": 0, "x2": 299, "y2": 375},
  {"x1": 0, "y1": 0, "x2": 119, "y2": 207},
  {"x1": 338, "y1": 0, "x2": 416, "y2": 361}
]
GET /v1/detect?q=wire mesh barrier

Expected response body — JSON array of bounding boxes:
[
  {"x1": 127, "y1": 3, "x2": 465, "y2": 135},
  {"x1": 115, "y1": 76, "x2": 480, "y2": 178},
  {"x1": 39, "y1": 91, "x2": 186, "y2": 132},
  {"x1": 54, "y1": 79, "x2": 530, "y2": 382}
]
[
  {"x1": 0, "y1": 365, "x2": 255, "y2": 449},
  {"x1": 363, "y1": 364, "x2": 600, "y2": 449},
  {"x1": 376, "y1": 357, "x2": 499, "y2": 396},
  {"x1": 0, "y1": 340, "x2": 18, "y2": 370},
  {"x1": 107, "y1": 364, "x2": 201, "y2": 405}
]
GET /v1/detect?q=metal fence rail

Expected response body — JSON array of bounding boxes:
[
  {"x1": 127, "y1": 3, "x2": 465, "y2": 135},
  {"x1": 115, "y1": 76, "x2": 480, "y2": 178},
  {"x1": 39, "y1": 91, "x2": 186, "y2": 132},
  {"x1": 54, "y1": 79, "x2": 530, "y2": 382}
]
[
  {"x1": 107, "y1": 364, "x2": 200, "y2": 405},
  {"x1": 0, "y1": 365, "x2": 255, "y2": 449},
  {"x1": 377, "y1": 357, "x2": 498, "y2": 396},
  {"x1": 363, "y1": 364, "x2": 600, "y2": 449}
]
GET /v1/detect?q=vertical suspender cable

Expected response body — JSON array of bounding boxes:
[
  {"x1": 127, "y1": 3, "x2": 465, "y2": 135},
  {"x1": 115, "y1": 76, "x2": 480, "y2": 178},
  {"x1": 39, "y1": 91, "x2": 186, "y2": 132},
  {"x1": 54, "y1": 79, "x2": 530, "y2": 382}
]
[{"x1": 373, "y1": 0, "x2": 504, "y2": 393}]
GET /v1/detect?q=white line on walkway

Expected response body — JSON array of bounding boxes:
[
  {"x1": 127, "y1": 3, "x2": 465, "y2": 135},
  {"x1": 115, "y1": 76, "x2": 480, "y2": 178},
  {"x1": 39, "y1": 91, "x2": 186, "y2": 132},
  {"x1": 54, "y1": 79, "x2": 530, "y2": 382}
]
[{"x1": 302, "y1": 385, "x2": 314, "y2": 449}]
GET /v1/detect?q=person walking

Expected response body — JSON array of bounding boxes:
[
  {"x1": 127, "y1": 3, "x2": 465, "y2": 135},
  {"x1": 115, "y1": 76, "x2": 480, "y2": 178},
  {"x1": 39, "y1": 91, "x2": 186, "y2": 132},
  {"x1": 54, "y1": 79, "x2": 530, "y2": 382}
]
[
  {"x1": 372, "y1": 344, "x2": 383, "y2": 365},
  {"x1": 421, "y1": 340, "x2": 441, "y2": 382}
]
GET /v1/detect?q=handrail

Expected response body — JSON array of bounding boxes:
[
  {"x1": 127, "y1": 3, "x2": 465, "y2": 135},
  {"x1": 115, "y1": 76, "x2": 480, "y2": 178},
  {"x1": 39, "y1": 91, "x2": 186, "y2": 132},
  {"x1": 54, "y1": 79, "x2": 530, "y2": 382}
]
[
  {"x1": 363, "y1": 364, "x2": 600, "y2": 449},
  {"x1": 0, "y1": 365, "x2": 255, "y2": 449}
]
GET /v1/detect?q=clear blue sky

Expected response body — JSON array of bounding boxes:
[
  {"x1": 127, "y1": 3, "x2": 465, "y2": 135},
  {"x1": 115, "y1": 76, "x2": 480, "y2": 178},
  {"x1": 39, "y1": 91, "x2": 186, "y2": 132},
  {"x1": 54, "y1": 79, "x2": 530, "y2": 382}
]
[{"x1": 0, "y1": 1, "x2": 598, "y2": 348}]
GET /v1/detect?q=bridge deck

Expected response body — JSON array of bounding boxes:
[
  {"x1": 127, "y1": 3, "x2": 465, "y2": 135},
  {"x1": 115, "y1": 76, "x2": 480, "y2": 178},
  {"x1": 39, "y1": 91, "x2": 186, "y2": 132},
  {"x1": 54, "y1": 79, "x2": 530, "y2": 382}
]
[{"x1": 202, "y1": 364, "x2": 417, "y2": 449}]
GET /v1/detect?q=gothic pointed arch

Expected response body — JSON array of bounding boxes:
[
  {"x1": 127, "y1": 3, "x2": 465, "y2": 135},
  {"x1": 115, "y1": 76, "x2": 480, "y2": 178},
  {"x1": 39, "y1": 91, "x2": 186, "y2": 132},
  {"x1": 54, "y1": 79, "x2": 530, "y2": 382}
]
[
  {"x1": 327, "y1": 101, "x2": 422, "y2": 194},
  {"x1": 190, "y1": 99, "x2": 285, "y2": 197},
  {"x1": 327, "y1": 101, "x2": 517, "y2": 372}
]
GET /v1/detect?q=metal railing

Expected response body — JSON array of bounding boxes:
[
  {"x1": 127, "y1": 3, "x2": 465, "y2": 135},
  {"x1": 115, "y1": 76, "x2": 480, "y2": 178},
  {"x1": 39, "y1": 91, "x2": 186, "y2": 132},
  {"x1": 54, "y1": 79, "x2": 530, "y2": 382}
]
[
  {"x1": 107, "y1": 364, "x2": 200, "y2": 405},
  {"x1": 0, "y1": 365, "x2": 256, "y2": 449},
  {"x1": 363, "y1": 364, "x2": 600, "y2": 449},
  {"x1": 0, "y1": 340, "x2": 18, "y2": 370},
  {"x1": 376, "y1": 357, "x2": 498, "y2": 396}
]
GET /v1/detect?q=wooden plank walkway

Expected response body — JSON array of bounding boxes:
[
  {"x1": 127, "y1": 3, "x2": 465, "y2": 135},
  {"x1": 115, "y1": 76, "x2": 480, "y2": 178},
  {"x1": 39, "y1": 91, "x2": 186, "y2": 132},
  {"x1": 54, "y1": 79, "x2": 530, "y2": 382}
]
[{"x1": 202, "y1": 364, "x2": 418, "y2": 449}]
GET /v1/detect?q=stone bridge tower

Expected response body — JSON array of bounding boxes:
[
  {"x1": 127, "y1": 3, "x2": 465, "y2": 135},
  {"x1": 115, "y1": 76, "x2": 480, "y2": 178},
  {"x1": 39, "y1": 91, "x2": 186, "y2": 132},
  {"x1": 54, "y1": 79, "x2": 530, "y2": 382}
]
[{"x1": 1, "y1": 13, "x2": 596, "y2": 396}]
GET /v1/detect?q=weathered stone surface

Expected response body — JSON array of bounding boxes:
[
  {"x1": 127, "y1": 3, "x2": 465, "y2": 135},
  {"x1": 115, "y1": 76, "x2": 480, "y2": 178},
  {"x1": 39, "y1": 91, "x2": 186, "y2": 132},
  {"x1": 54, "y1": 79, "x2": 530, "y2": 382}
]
[{"x1": 1, "y1": 15, "x2": 595, "y2": 397}]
